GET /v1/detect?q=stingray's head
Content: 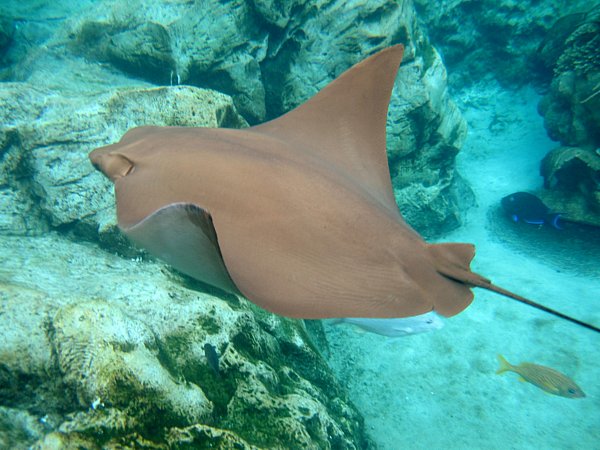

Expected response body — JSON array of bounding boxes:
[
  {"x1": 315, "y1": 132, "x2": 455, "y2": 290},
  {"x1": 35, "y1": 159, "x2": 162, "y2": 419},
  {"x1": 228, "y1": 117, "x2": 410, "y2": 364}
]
[{"x1": 89, "y1": 147, "x2": 134, "y2": 183}]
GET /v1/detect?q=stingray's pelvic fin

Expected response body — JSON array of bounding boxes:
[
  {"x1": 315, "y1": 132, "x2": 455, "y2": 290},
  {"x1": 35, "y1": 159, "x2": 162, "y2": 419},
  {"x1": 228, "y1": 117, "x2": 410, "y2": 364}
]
[
  {"x1": 428, "y1": 243, "x2": 599, "y2": 334},
  {"x1": 123, "y1": 202, "x2": 239, "y2": 295}
]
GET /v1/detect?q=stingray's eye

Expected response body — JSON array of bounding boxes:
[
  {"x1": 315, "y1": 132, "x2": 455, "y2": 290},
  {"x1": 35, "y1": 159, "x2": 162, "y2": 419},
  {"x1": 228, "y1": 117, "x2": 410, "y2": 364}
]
[
  {"x1": 568, "y1": 388, "x2": 576, "y2": 394},
  {"x1": 426, "y1": 319, "x2": 433, "y2": 324}
]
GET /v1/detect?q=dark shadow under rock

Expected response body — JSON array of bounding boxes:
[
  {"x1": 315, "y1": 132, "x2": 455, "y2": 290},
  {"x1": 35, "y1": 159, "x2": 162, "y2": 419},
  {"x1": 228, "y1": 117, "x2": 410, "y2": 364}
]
[
  {"x1": 0, "y1": 18, "x2": 13, "y2": 61},
  {"x1": 540, "y1": 147, "x2": 600, "y2": 226},
  {"x1": 488, "y1": 204, "x2": 600, "y2": 277}
]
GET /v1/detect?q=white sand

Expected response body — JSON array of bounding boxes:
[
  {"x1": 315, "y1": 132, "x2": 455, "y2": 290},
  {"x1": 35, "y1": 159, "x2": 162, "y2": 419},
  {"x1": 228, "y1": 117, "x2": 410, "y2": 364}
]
[{"x1": 325, "y1": 83, "x2": 600, "y2": 450}]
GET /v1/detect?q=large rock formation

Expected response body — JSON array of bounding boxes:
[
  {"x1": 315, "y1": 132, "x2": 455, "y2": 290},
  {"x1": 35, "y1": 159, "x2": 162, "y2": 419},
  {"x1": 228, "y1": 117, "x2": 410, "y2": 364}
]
[
  {"x1": 537, "y1": 6, "x2": 600, "y2": 225},
  {"x1": 0, "y1": 234, "x2": 372, "y2": 449},
  {"x1": 413, "y1": 0, "x2": 593, "y2": 87},
  {"x1": 1, "y1": 0, "x2": 467, "y2": 238},
  {"x1": 411, "y1": 0, "x2": 599, "y2": 226},
  {"x1": 0, "y1": 1, "x2": 471, "y2": 447}
]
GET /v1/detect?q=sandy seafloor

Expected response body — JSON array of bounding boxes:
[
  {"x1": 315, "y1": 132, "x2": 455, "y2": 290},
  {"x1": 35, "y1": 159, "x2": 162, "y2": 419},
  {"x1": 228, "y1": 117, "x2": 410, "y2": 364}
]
[{"x1": 324, "y1": 83, "x2": 600, "y2": 450}]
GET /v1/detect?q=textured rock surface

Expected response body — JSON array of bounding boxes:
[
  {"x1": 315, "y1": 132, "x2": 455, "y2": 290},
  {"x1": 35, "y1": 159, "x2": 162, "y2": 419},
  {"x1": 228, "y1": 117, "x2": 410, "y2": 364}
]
[
  {"x1": 0, "y1": 234, "x2": 372, "y2": 449},
  {"x1": 411, "y1": 0, "x2": 600, "y2": 226},
  {"x1": 1, "y1": 0, "x2": 468, "y2": 237},
  {"x1": 0, "y1": 18, "x2": 12, "y2": 62},
  {"x1": 0, "y1": 84, "x2": 245, "y2": 242},
  {"x1": 413, "y1": 0, "x2": 594, "y2": 87},
  {"x1": 74, "y1": 21, "x2": 176, "y2": 85},
  {"x1": 536, "y1": 6, "x2": 600, "y2": 225},
  {"x1": 539, "y1": 146, "x2": 600, "y2": 226},
  {"x1": 537, "y1": 6, "x2": 600, "y2": 149}
]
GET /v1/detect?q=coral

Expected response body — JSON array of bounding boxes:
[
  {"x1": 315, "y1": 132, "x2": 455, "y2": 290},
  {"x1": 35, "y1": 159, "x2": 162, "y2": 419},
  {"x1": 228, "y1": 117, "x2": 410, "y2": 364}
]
[
  {"x1": 554, "y1": 10, "x2": 600, "y2": 77},
  {"x1": 536, "y1": 7, "x2": 600, "y2": 226},
  {"x1": 538, "y1": 6, "x2": 600, "y2": 149},
  {"x1": 539, "y1": 146, "x2": 600, "y2": 225},
  {"x1": 413, "y1": 0, "x2": 593, "y2": 87}
]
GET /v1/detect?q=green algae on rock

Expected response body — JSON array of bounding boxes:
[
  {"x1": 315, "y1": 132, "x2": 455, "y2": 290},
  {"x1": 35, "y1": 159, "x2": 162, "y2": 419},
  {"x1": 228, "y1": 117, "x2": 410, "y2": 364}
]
[{"x1": 0, "y1": 234, "x2": 372, "y2": 449}]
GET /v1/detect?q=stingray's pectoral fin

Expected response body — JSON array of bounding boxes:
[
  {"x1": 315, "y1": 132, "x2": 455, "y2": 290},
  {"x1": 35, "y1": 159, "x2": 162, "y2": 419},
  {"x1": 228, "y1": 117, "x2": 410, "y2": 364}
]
[{"x1": 122, "y1": 203, "x2": 240, "y2": 295}]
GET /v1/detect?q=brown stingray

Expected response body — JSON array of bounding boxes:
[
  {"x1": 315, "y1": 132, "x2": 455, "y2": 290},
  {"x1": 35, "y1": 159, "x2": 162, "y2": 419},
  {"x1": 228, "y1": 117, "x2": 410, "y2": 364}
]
[{"x1": 89, "y1": 45, "x2": 599, "y2": 332}]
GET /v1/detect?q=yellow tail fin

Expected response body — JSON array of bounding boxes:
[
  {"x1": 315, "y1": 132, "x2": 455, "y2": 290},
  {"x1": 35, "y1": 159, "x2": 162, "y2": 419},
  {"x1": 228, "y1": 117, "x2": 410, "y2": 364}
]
[{"x1": 496, "y1": 354, "x2": 513, "y2": 374}]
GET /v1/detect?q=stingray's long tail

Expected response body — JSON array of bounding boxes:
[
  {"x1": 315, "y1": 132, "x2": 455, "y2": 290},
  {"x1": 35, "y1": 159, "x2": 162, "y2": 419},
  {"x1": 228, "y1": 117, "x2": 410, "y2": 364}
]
[
  {"x1": 429, "y1": 242, "x2": 600, "y2": 334},
  {"x1": 480, "y1": 281, "x2": 600, "y2": 334}
]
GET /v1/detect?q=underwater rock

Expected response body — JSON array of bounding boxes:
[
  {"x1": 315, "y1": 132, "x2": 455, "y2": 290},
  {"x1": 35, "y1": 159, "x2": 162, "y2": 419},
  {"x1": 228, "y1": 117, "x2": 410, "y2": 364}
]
[
  {"x1": 260, "y1": 0, "x2": 467, "y2": 234},
  {"x1": 175, "y1": 0, "x2": 269, "y2": 124},
  {"x1": 251, "y1": 0, "x2": 306, "y2": 29},
  {"x1": 0, "y1": 407, "x2": 45, "y2": 449},
  {"x1": 539, "y1": 146, "x2": 600, "y2": 226},
  {"x1": 0, "y1": 18, "x2": 13, "y2": 61},
  {"x1": 0, "y1": 83, "x2": 245, "y2": 241},
  {"x1": 0, "y1": 234, "x2": 371, "y2": 448},
  {"x1": 535, "y1": 7, "x2": 600, "y2": 226},
  {"x1": 68, "y1": 0, "x2": 269, "y2": 123},
  {"x1": 52, "y1": 299, "x2": 213, "y2": 424},
  {"x1": 388, "y1": 45, "x2": 469, "y2": 234},
  {"x1": 538, "y1": 5, "x2": 600, "y2": 149},
  {"x1": 0, "y1": 85, "x2": 54, "y2": 235},
  {"x1": 166, "y1": 424, "x2": 258, "y2": 449},
  {"x1": 73, "y1": 21, "x2": 176, "y2": 85},
  {"x1": 413, "y1": 0, "x2": 593, "y2": 87}
]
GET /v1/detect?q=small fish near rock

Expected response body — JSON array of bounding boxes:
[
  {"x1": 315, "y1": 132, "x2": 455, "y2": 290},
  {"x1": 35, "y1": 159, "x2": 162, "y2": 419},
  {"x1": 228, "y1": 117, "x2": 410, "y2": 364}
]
[
  {"x1": 331, "y1": 311, "x2": 444, "y2": 338},
  {"x1": 501, "y1": 192, "x2": 562, "y2": 229},
  {"x1": 496, "y1": 354, "x2": 585, "y2": 398},
  {"x1": 203, "y1": 343, "x2": 220, "y2": 377}
]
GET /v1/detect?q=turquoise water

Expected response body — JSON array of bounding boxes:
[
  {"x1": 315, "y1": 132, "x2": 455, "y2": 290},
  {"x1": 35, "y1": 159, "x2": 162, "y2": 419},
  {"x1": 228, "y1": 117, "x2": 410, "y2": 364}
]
[
  {"x1": 1, "y1": 1, "x2": 598, "y2": 449},
  {"x1": 327, "y1": 84, "x2": 600, "y2": 449}
]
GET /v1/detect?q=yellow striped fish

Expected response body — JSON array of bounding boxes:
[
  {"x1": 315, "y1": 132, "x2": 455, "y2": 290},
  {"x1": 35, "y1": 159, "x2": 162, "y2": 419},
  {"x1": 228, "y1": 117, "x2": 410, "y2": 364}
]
[{"x1": 496, "y1": 355, "x2": 585, "y2": 398}]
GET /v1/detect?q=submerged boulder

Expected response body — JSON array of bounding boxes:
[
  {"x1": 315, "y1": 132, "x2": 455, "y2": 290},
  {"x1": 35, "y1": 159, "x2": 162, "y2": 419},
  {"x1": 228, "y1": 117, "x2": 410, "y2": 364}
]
[
  {"x1": 538, "y1": 5, "x2": 600, "y2": 149},
  {"x1": 412, "y1": 0, "x2": 593, "y2": 87},
  {"x1": 0, "y1": 234, "x2": 372, "y2": 449},
  {"x1": 0, "y1": 18, "x2": 13, "y2": 62},
  {"x1": 1, "y1": 0, "x2": 468, "y2": 237},
  {"x1": 0, "y1": 84, "x2": 246, "y2": 243},
  {"x1": 536, "y1": 6, "x2": 600, "y2": 226},
  {"x1": 539, "y1": 146, "x2": 600, "y2": 226},
  {"x1": 73, "y1": 21, "x2": 176, "y2": 85}
]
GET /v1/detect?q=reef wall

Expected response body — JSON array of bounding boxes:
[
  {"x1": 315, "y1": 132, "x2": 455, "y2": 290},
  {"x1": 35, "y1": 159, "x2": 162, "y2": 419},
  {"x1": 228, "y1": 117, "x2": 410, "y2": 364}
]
[
  {"x1": 413, "y1": 0, "x2": 599, "y2": 225},
  {"x1": 0, "y1": 0, "x2": 467, "y2": 447},
  {"x1": 0, "y1": 0, "x2": 467, "y2": 239},
  {"x1": 0, "y1": 234, "x2": 372, "y2": 448}
]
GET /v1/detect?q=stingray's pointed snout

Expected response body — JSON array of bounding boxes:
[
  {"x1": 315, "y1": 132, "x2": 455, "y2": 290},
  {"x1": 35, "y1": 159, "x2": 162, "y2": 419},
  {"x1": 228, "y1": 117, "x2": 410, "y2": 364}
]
[{"x1": 89, "y1": 148, "x2": 134, "y2": 182}]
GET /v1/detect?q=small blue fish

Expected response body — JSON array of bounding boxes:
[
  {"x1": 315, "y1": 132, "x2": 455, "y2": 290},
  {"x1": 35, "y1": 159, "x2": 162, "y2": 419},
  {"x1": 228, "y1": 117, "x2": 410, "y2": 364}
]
[
  {"x1": 331, "y1": 311, "x2": 444, "y2": 337},
  {"x1": 501, "y1": 192, "x2": 562, "y2": 228}
]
